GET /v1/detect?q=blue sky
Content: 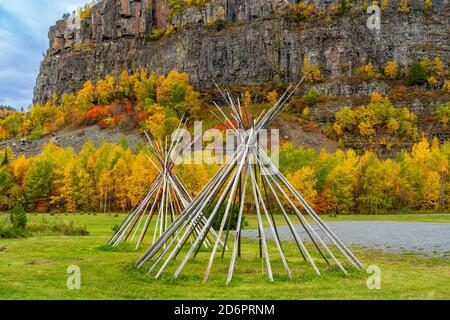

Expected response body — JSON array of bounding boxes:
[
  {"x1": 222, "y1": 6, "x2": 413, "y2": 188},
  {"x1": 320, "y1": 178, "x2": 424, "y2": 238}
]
[{"x1": 0, "y1": 0, "x2": 86, "y2": 109}]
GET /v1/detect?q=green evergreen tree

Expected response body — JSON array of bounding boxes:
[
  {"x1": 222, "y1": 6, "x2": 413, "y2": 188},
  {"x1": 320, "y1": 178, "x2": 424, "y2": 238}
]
[
  {"x1": 10, "y1": 204, "x2": 27, "y2": 230},
  {"x1": 406, "y1": 61, "x2": 428, "y2": 85}
]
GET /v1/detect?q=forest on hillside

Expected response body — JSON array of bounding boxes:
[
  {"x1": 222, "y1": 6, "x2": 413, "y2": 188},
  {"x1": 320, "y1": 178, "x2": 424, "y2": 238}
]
[{"x1": 0, "y1": 59, "x2": 449, "y2": 214}]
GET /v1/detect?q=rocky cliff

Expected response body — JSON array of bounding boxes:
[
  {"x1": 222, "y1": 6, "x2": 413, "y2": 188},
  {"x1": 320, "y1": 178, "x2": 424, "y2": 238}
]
[{"x1": 34, "y1": 0, "x2": 450, "y2": 104}]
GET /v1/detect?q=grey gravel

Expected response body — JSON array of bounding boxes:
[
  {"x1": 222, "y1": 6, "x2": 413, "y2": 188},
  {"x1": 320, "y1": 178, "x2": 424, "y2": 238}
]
[{"x1": 242, "y1": 221, "x2": 450, "y2": 257}]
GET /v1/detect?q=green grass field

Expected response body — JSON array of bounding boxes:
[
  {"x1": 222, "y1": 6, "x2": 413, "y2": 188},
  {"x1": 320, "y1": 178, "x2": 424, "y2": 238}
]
[{"x1": 0, "y1": 213, "x2": 449, "y2": 300}]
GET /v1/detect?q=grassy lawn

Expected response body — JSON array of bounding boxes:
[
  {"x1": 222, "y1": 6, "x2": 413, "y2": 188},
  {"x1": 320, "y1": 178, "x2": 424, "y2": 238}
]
[{"x1": 0, "y1": 214, "x2": 449, "y2": 300}]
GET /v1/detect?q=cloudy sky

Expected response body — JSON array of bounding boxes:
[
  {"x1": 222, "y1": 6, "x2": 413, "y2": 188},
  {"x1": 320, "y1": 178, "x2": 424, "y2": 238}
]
[{"x1": 0, "y1": 0, "x2": 86, "y2": 109}]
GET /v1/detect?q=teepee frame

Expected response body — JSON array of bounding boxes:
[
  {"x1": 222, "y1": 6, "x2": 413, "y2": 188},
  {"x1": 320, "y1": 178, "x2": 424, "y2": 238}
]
[
  {"x1": 108, "y1": 119, "x2": 219, "y2": 250},
  {"x1": 136, "y1": 78, "x2": 364, "y2": 283}
]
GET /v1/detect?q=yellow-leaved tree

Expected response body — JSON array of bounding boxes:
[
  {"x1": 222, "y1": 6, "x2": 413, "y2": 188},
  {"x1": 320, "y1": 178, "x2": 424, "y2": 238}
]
[
  {"x1": 287, "y1": 165, "x2": 318, "y2": 208},
  {"x1": 421, "y1": 171, "x2": 441, "y2": 210},
  {"x1": 76, "y1": 80, "x2": 95, "y2": 111},
  {"x1": 112, "y1": 153, "x2": 132, "y2": 210},
  {"x1": 302, "y1": 57, "x2": 322, "y2": 83},
  {"x1": 384, "y1": 61, "x2": 398, "y2": 79},
  {"x1": 126, "y1": 151, "x2": 158, "y2": 204},
  {"x1": 96, "y1": 75, "x2": 116, "y2": 105}
]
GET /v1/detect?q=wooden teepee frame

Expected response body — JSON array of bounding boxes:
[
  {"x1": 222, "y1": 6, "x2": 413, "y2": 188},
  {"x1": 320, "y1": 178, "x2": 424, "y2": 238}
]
[
  {"x1": 135, "y1": 79, "x2": 364, "y2": 283},
  {"x1": 108, "y1": 119, "x2": 219, "y2": 250}
]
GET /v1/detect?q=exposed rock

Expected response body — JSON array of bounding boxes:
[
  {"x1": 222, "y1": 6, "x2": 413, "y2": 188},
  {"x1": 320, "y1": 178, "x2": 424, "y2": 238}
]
[
  {"x1": 34, "y1": 0, "x2": 450, "y2": 104},
  {"x1": 0, "y1": 126, "x2": 145, "y2": 157}
]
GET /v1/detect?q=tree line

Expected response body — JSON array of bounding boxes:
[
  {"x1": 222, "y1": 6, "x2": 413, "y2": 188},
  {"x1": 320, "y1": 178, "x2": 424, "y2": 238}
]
[{"x1": 0, "y1": 136, "x2": 448, "y2": 214}]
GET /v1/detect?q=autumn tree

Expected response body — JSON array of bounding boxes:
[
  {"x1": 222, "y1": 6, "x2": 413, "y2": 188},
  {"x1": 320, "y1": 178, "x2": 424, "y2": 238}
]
[
  {"x1": 98, "y1": 168, "x2": 113, "y2": 212},
  {"x1": 421, "y1": 171, "x2": 440, "y2": 209},
  {"x1": 27, "y1": 159, "x2": 54, "y2": 211},
  {"x1": 96, "y1": 76, "x2": 116, "y2": 105},
  {"x1": 384, "y1": 61, "x2": 398, "y2": 79},
  {"x1": 126, "y1": 151, "x2": 157, "y2": 204},
  {"x1": 76, "y1": 80, "x2": 95, "y2": 111},
  {"x1": 156, "y1": 70, "x2": 202, "y2": 118},
  {"x1": 355, "y1": 62, "x2": 381, "y2": 80},
  {"x1": 287, "y1": 166, "x2": 318, "y2": 207},
  {"x1": 112, "y1": 157, "x2": 131, "y2": 210},
  {"x1": 322, "y1": 150, "x2": 358, "y2": 215},
  {"x1": 302, "y1": 57, "x2": 322, "y2": 83},
  {"x1": 399, "y1": 0, "x2": 410, "y2": 13},
  {"x1": 52, "y1": 162, "x2": 76, "y2": 212},
  {"x1": 436, "y1": 102, "x2": 450, "y2": 129},
  {"x1": 0, "y1": 167, "x2": 13, "y2": 210}
]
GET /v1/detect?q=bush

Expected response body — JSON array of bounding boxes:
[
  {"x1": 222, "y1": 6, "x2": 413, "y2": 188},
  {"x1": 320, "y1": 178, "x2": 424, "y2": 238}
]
[
  {"x1": 214, "y1": 19, "x2": 226, "y2": 31},
  {"x1": 333, "y1": 94, "x2": 418, "y2": 138},
  {"x1": 204, "y1": 201, "x2": 245, "y2": 231},
  {"x1": 436, "y1": 102, "x2": 450, "y2": 128},
  {"x1": 148, "y1": 28, "x2": 165, "y2": 41},
  {"x1": 0, "y1": 226, "x2": 27, "y2": 238},
  {"x1": 0, "y1": 217, "x2": 27, "y2": 238},
  {"x1": 302, "y1": 88, "x2": 318, "y2": 107},
  {"x1": 28, "y1": 127, "x2": 44, "y2": 140},
  {"x1": 406, "y1": 61, "x2": 428, "y2": 85},
  {"x1": 339, "y1": 0, "x2": 350, "y2": 15},
  {"x1": 10, "y1": 204, "x2": 27, "y2": 230},
  {"x1": 355, "y1": 62, "x2": 381, "y2": 80},
  {"x1": 205, "y1": 19, "x2": 227, "y2": 31},
  {"x1": 27, "y1": 220, "x2": 89, "y2": 236}
]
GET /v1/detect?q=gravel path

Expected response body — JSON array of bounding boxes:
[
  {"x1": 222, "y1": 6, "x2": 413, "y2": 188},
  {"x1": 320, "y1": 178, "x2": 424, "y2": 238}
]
[{"x1": 242, "y1": 221, "x2": 450, "y2": 257}]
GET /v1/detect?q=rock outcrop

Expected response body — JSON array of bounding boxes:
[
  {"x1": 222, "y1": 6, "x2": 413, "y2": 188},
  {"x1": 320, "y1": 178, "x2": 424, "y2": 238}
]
[{"x1": 34, "y1": 0, "x2": 450, "y2": 104}]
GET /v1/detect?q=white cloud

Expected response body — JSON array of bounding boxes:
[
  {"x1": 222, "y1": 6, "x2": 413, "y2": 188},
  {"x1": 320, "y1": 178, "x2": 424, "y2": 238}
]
[{"x1": 0, "y1": 0, "x2": 87, "y2": 109}]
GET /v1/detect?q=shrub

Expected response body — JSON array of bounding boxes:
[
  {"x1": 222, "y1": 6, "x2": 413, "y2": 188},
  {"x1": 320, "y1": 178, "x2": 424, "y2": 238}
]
[
  {"x1": 288, "y1": 2, "x2": 317, "y2": 21},
  {"x1": 204, "y1": 201, "x2": 245, "y2": 231},
  {"x1": 442, "y1": 80, "x2": 450, "y2": 93},
  {"x1": 0, "y1": 216, "x2": 27, "y2": 238},
  {"x1": 79, "y1": 5, "x2": 94, "y2": 20},
  {"x1": 406, "y1": 61, "x2": 428, "y2": 85},
  {"x1": 10, "y1": 204, "x2": 27, "y2": 230},
  {"x1": 424, "y1": 0, "x2": 432, "y2": 15},
  {"x1": 165, "y1": 25, "x2": 177, "y2": 37},
  {"x1": 28, "y1": 127, "x2": 44, "y2": 140},
  {"x1": 169, "y1": 0, "x2": 185, "y2": 17},
  {"x1": 86, "y1": 105, "x2": 111, "y2": 123},
  {"x1": 148, "y1": 28, "x2": 165, "y2": 41},
  {"x1": 302, "y1": 88, "x2": 318, "y2": 107},
  {"x1": 436, "y1": 102, "x2": 450, "y2": 128},
  {"x1": 355, "y1": 62, "x2": 381, "y2": 80},
  {"x1": 384, "y1": 61, "x2": 398, "y2": 80},
  {"x1": 302, "y1": 57, "x2": 322, "y2": 83},
  {"x1": 214, "y1": 19, "x2": 226, "y2": 31},
  {"x1": 333, "y1": 94, "x2": 418, "y2": 138},
  {"x1": 335, "y1": 106, "x2": 357, "y2": 131},
  {"x1": 399, "y1": 0, "x2": 410, "y2": 14},
  {"x1": 339, "y1": 0, "x2": 350, "y2": 15},
  {"x1": 27, "y1": 220, "x2": 89, "y2": 236},
  {"x1": 0, "y1": 226, "x2": 27, "y2": 238}
]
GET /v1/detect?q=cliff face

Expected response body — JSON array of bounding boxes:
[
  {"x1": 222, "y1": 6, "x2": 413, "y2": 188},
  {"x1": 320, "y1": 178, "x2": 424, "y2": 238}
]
[{"x1": 34, "y1": 0, "x2": 450, "y2": 104}]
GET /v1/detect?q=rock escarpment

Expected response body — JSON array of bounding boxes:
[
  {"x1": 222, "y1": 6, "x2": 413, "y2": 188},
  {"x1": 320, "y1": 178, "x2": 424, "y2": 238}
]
[{"x1": 34, "y1": 0, "x2": 450, "y2": 104}]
